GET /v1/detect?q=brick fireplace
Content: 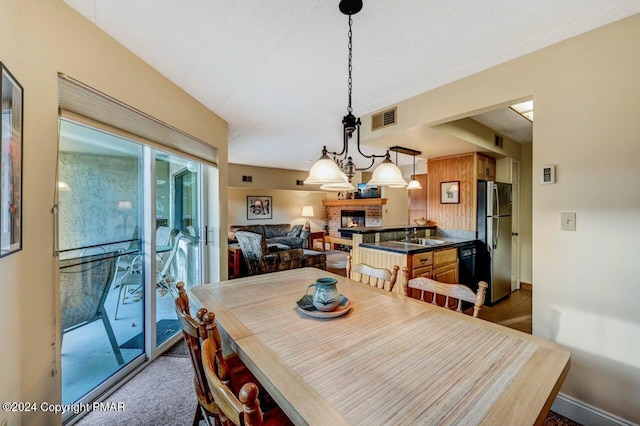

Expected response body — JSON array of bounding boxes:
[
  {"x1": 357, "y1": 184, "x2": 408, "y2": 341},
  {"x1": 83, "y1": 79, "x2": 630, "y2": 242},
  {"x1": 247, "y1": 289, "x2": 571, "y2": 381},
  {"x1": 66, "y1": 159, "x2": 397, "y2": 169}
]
[{"x1": 322, "y1": 199, "x2": 386, "y2": 236}]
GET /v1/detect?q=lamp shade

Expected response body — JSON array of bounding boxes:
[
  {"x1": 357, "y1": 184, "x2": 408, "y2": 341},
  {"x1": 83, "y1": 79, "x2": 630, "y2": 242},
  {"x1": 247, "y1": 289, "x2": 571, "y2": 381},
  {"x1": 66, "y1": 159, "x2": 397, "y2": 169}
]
[
  {"x1": 367, "y1": 158, "x2": 408, "y2": 187},
  {"x1": 407, "y1": 179, "x2": 423, "y2": 190},
  {"x1": 320, "y1": 172, "x2": 355, "y2": 191},
  {"x1": 304, "y1": 154, "x2": 345, "y2": 185},
  {"x1": 301, "y1": 206, "x2": 315, "y2": 217},
  {"x1": 320, "y1": 181, "x2": 356, "y2": 191}
]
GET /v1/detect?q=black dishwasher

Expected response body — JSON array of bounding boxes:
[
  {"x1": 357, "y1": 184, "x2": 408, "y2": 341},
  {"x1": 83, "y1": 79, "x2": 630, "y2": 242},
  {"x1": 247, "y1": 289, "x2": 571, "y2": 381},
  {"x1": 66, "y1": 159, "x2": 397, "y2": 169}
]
[{"x1": 457, "y1": 242, "x2": 479, "y2": 293}]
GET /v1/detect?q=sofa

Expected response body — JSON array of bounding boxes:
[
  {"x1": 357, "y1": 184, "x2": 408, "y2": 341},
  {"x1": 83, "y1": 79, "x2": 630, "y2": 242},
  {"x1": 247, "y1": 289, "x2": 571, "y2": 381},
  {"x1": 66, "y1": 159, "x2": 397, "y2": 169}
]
[{"x1": 228, "y1": 224, "x2": 310, "y2": 249}]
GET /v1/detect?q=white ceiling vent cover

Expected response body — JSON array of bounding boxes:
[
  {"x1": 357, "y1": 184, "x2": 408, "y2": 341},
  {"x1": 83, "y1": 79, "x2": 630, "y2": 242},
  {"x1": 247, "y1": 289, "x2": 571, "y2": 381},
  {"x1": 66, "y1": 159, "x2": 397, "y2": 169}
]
[{"x1": 372, "y1": 107, "x2": 397, "y2": 131}]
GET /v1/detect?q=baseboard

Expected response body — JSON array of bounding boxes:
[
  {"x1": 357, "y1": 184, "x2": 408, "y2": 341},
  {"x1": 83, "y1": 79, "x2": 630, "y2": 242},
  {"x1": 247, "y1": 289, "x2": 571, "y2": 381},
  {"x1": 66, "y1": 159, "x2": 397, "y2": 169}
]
[
  {"x1": 520, "y1": 282, "x2": 532, "y2": 291},
  {"x1": 552, "y1": 393, "x2": 637, "y2": 426}
]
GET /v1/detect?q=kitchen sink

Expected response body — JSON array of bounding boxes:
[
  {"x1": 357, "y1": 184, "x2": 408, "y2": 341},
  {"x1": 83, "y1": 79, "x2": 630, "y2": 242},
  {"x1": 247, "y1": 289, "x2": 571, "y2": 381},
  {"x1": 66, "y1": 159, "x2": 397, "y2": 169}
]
[{"x1": 400, "y1": 238, "x2": 446, "y2": 245}]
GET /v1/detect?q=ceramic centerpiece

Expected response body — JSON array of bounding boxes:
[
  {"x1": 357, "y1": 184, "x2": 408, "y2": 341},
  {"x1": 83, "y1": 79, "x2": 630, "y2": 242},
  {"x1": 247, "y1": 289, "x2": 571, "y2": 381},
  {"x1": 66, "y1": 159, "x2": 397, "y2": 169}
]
[{"x1": 306, "y1": 277, "x2": 341, "y2": 311}]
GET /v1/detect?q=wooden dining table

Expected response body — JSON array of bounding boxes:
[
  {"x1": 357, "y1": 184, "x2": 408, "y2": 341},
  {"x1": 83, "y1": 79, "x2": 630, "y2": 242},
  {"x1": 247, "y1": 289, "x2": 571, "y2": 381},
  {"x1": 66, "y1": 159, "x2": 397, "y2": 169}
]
[{"x1": 192, "y1": 267, "x2": 570, "y2": 426}]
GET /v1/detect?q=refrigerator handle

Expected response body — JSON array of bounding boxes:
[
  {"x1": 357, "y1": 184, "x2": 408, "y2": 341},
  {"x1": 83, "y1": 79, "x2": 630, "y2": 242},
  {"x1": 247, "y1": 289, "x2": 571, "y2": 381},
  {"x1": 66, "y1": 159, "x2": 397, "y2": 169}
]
[
  {"x1": 494, "y1": 183, "x2": 500, "y2": 217},
  {"x1": 494, "y1": 217, "x2": 499, "y2": 250}
]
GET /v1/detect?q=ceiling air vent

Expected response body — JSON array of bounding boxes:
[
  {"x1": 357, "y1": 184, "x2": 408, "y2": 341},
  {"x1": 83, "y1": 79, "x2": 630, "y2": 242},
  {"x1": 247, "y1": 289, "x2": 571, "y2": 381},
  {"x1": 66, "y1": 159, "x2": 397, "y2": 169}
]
[{"x1": 371, "y1": 107, "x2": 397, "y2": 131}]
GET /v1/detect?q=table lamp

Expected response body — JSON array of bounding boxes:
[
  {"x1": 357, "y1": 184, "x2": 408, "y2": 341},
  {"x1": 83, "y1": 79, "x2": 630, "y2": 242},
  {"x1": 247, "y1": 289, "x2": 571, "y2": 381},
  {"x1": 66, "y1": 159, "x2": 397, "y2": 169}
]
[{"x1": 301, "y1": 205, "x2": 314, "y2": 231}]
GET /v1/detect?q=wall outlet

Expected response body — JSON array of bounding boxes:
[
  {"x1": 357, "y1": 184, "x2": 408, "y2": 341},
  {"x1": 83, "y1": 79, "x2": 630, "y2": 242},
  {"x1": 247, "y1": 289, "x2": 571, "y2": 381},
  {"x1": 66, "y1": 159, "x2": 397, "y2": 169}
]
[{"x1": 561, "y1": 212, "x2": 576, "y2": 231}]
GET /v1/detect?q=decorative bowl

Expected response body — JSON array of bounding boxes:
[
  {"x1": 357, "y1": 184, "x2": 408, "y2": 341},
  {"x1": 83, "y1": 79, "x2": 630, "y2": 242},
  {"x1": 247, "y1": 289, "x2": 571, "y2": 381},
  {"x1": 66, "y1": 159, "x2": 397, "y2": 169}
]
[{"x1": 414, "y1": 218, "x2": 428, "y2": 226}]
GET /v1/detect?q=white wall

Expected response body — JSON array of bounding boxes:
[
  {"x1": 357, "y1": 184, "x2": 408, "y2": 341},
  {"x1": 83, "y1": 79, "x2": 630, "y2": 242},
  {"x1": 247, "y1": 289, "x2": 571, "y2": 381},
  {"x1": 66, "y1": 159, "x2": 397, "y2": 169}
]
[
  {"x1": 381, "y1": 186, "x2": 409, "y2": 226},
  {"x1": 0, "y1": 1, "x2": 228, "y2": 424},
  {"x1": 228, "y1": 188, "x2": 327, "y2": 233},
  {"x1": 360, "y1": 13, "x2": 640, "y2": 422}
]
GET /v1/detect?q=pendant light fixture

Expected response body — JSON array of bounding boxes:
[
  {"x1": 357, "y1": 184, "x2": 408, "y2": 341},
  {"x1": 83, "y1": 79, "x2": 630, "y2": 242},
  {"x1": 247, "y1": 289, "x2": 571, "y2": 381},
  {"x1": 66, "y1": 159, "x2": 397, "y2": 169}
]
[
  {"x1": 406, "y1": 149, "x2": 423, "y2": 190},
  {"x1": 304, "y1": 0, "x2": 407, "y2": 189},
  {"x1": 383, "y1": 146, "x2": 421, "y2": 189}
]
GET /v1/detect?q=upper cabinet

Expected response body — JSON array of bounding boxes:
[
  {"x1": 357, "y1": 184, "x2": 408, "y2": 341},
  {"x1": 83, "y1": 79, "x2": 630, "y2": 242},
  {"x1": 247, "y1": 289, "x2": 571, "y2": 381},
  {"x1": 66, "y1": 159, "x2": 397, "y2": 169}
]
[{"x1": 476, "y1": 154, "x2": 496, "y2": 181}]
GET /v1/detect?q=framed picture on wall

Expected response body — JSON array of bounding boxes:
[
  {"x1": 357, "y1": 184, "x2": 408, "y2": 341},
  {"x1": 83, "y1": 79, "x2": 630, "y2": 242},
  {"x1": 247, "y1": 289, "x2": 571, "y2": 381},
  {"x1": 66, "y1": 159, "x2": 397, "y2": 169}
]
[
  {"x1": 247, "y1": 196, "x2": 272, "y2": 220},
  {"x1": 0, "y1": 63, "x2": 24, "y2": 258},
  {"x1": 440, "y1": 181, "x2": 460, "y2": 204}
]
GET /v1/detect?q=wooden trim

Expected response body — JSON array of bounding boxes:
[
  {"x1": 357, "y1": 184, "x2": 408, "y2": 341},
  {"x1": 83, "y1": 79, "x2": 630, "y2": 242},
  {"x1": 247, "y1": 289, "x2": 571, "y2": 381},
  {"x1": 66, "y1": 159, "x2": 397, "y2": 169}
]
[
  {"x1": 521, "y1": 282, "x2": 533, "y2": 291},
  {"x1": 322, "y1": 198, "x2": 387, "y2": 207}
]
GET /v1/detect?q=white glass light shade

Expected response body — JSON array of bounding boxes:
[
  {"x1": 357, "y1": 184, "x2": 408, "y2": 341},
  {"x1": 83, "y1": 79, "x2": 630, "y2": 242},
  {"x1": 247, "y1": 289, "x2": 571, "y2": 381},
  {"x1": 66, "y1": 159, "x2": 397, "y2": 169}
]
[
  {"x1": 367, "y1": 160, "x2": 408, "y2": 187},
  {"x1": 301, "y1": 205, "x2": 315, "y2": 217},
  {"x1": 304, "y1": 156, "x2": 345, "y2": 185},
  {"x1": 320, "y1": 181, "x2": 355, "y2": 191},
  {"x1": 320, "y1": 172, "x2": 355, "y2": 191},
  {"x1": 407, "y1": 179, "x2": 423, "y2": 190}
]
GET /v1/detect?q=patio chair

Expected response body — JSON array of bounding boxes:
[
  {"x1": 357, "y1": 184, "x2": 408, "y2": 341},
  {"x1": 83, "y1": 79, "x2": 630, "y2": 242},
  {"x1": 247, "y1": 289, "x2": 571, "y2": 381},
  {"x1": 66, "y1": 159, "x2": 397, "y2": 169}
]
[
  {"x1": 60, "y1": 251, "x2": 124, "y2": 365},
  {"x1": 115, "y1": 232, "x2": 186, "y2": 319}
]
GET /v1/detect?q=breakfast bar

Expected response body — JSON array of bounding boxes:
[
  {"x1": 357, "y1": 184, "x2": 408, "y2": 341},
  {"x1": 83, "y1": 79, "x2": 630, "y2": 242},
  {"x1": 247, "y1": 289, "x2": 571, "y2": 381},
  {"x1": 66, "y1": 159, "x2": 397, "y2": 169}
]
[{"x1": 192, "y1": 267, "x2": 570, "y2": 425}]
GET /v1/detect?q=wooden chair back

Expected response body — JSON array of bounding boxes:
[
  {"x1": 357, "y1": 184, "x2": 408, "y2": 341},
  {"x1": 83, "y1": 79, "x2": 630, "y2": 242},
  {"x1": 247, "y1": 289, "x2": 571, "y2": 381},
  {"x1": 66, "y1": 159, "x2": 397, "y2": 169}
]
[
  {"x1": 347, "y1": 252, "x2": 407, "y2": 295},
  {"x1": 408, "y1": 277, "x2": 488, "y2": 318},
  {"x1": 201, "y1": 311, "x2": 264, "y2": 426},
  {"x1": 174, "y1": 282, "x2": 218, "y2": 426}
]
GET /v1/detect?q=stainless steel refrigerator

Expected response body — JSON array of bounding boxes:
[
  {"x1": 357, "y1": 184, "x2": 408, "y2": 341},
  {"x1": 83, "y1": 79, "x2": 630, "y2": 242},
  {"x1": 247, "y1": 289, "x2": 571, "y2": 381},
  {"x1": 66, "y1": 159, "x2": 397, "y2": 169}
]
[{"x1": 477, "y1": 181, "x2": 512, "y2": 304}]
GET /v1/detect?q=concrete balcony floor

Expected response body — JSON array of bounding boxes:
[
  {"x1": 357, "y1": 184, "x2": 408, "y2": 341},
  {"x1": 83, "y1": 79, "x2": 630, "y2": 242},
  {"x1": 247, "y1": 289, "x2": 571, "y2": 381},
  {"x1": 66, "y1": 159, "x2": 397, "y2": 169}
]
[{"x1": 61, "y1": 270, "x2": 182, "y2": 404}]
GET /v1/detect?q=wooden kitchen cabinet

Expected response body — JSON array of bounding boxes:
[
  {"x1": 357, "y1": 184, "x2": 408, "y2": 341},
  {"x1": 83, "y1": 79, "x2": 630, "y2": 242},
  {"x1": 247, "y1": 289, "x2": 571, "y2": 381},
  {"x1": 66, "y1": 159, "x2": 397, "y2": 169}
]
[
  {"x1": 407, "y1": 247, "x2": 458, "y2": 298},
  {"x1": 432, "y1": 247, "x2": 458, "y2": 283},
  {"x1": 476, "y1": 154, "x2": 496, "y2": 181},
  {"x1": 432, "y1": 263, "x2": 458, "y2": 283}
]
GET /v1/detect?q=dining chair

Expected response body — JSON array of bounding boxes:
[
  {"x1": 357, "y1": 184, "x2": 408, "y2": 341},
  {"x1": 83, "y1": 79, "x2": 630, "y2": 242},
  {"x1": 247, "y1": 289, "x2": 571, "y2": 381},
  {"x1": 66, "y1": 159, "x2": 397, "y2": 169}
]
[
  {"x1": 60, "y1": 251, "x2": 124, "y2": 365},
  {"x1": 175, "y1": 282, "x2": 273, "y2": 426},
  {"x1": 174, "y1": 282, "x2": 219, "y2": 426},
  {"x1": 407, "y1": 277, "x2": 489, "y2": 318},
  {"x1": 201, "y1": 311, "x2": 292, "y2": 426},
  {"x1": 347, "y1": 252, "x2": 408, "y2": 295}
]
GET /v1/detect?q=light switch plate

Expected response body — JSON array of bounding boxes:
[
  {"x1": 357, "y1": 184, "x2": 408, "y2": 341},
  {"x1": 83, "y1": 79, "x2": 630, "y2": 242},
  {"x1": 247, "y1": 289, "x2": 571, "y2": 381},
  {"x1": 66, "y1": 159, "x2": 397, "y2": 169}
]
[{"x1": 561, "y1": 212, "x2": 576, "y2": 231}]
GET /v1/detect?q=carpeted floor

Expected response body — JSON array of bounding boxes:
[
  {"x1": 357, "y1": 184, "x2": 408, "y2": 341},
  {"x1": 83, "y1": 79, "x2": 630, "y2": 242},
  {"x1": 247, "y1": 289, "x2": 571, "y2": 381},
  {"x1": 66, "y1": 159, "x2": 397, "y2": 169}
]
[{"x1": 75, "y1": 345, "x2": 196, "y2": 425}]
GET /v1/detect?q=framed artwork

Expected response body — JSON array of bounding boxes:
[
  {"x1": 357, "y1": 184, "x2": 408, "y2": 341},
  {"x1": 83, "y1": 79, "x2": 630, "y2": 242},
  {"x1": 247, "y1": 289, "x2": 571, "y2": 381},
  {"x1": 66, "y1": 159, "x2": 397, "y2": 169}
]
[
  {"x1": 247, "y1": 196, "x2": 272, "y2": 220},
  {"x1": 0, "y1": 63, "x2": 23, "y2": 258},
  {"x1": 440, "y1": 181, "x2": 460, "y2": 204},
  {"x1": 541, "y1": 165, "x2": 556, "y2": 184}
]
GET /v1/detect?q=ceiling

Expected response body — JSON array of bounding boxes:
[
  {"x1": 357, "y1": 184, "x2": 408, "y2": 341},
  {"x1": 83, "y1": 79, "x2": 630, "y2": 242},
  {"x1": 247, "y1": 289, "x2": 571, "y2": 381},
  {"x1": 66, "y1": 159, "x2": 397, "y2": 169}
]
[{"x1": 63, "y1": 1, "x2": 639, "y2": 169}]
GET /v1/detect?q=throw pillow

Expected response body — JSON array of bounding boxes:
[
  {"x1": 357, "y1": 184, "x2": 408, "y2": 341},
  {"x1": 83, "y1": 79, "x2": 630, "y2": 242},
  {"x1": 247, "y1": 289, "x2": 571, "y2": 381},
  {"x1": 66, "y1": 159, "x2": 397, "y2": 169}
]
[{"x1": 287, "y1": 225, "x2": 303, "y2": 237}]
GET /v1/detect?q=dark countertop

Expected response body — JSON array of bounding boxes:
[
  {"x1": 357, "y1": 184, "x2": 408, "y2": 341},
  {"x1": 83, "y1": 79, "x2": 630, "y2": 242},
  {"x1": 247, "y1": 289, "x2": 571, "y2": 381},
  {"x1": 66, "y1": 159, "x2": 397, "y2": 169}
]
[
  {"x1": 359, "y1": 236, "x2": 478, "y2": 254},
  {"x1": 338, "y1": 225, "x2": 436, "y2": 234}
]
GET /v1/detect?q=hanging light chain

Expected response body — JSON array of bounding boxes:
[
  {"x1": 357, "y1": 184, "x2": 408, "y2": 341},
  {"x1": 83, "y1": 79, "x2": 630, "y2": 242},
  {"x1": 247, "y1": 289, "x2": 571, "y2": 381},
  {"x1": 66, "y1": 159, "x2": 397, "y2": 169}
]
[{"x1": 347, "y1": 15, "x2": 353, "y2": 113}]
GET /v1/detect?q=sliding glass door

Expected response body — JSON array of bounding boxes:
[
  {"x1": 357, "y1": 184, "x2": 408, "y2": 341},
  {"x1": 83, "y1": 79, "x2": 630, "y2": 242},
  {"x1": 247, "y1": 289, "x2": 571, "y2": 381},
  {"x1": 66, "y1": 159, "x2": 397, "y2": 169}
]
[
  {"x1": 153, "y1": 153, "x2": 203, "y2": 348},
  {"x1": 58, "y1": 120, "x2": 208, "y2": 408},
  {"x1": 58, "y1": 120, "x2": 145, "y2": 405}
]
